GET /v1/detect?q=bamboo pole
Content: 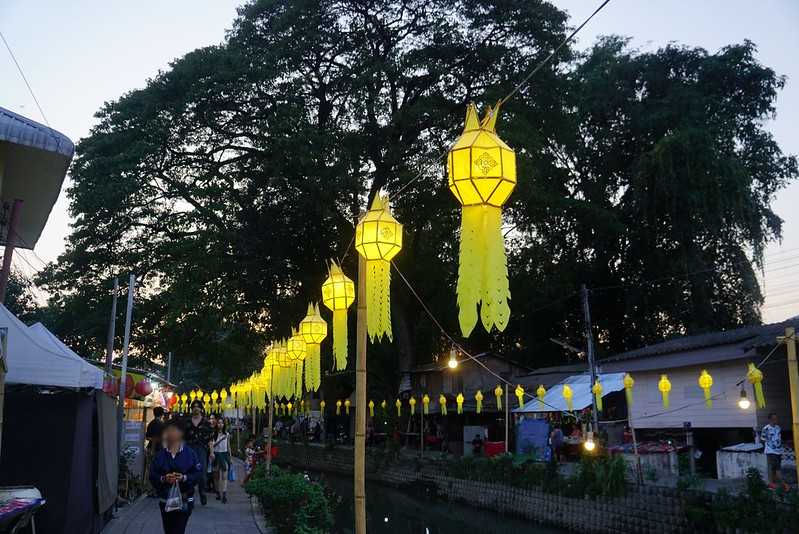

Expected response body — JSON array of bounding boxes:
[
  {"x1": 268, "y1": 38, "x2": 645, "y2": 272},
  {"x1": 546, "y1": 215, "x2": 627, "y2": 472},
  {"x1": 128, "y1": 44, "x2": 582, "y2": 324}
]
[
  {"x1": 781, "y1": 327, "x2": 799, "y2": 484},
  {"x1": 354, "y1": 254, "x2": 367, "y2": 534}
]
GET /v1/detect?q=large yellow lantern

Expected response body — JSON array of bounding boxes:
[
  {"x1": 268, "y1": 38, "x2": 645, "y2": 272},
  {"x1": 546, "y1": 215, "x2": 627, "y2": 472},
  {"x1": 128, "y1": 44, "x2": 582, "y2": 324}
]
[
  {"x1": 592, "y1": 379, "x2": 603, "y2": 412},
  {"x1": 321, "y1": 260, "x2": 355, "y2": 370},
  {"x1": 658, "y1": 374, "x2": 671, "y2": 408},
  {"x1": 287, "y1": 329, "x2": 306, "y2": 399},
  {"x1": 698, "y1": 370, "x2": 713, "y2": 408},
  {"x1": 300, "y1": 303, "x2": 327, "y2": 392},
  {"x1": 623, "y1": 373, "x2": 634, "y2": 408},
  {"x1": 447, "y1": 102, "x2": 515, "y2": 336},
  {"x1": 515, "y1": 385, "x2": 525, "y2": 409},
  {"x1": 746, "y1": 363, "x2": 766, "y2": 408},
  {"x1": 562, "y1": 384, "x2": 573, "y2": 411},
  {"x1": 354, "y1": 193, "x2": 403, "y2": 342}
]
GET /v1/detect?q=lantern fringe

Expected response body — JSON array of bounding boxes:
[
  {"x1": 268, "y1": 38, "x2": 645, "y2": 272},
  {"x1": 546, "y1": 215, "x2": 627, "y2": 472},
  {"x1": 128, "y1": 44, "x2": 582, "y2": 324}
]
[
  {"x1": 332, "y1": 310, "x2": 348, "y2": 370},
  {"x1": 624, "y1": 388, "x2": 633, "y2": 409},
  {"x1": 457, "y1": 205, "x2": 510, "y2": 336},
  {"x1": 294, "y1": 361, "x2": 303, "y2": 399},
  {"x1": 366, "y1": 259, "x2": 392, "y2": 341},
  {"x1": 304, "y1": 345, "x2": 321, "y2": 392}
]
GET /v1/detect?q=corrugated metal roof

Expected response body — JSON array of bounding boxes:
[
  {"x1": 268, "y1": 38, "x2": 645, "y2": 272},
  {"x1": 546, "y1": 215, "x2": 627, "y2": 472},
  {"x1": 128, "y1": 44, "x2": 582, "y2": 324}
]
[{"x1": 0, "y1": 106, "x2": 74, "y2": 158}]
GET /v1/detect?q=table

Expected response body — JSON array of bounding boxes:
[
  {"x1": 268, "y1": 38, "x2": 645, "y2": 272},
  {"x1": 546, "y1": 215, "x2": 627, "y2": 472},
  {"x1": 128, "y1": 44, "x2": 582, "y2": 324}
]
[{"x1": 0, "y1": 497, "x2": 45, "y2": 533}]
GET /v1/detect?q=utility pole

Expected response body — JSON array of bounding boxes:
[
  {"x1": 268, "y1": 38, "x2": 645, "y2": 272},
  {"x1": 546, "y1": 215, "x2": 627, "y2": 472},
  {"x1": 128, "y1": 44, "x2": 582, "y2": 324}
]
[
  {"x1": 354, "y1": 254, "x2": 367, "y2": 534},
  {"x1": 116, "y1": 274, "x2": 136, "y2": 461},
  {"x1": 104, "y1": 277, "x2": 119, "y2": 374},
  {"x1": 166, "y1": 351, "x2": 172, "y2": 383},
  {"x1": 779, "y1": 327, "x2": 799, "y2": 484},
  {"x1": 581, "y1": 284, "x2": 599, "y2": 434}
]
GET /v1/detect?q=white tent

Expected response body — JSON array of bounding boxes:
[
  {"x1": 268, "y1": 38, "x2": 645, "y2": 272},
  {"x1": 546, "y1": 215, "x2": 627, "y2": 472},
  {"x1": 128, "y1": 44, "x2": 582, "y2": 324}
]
[
  {"x1": 514, "y1": 372, "x2": 626, "y2": 413},
  {"x1": 0, "y1": 304, "x2": 103, "y2": 389}
]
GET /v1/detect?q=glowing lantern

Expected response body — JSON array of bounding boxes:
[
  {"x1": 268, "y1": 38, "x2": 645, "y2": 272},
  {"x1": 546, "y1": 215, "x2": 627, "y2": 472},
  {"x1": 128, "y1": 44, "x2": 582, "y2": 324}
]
[
  {"x1": 562, "y1": 385, "x2": 573, "y2": 411},
  {"x1": 180, "y1": 393, "x2": 188, "y2": 408},
  {"x1": 381, "y1": 400, "x2": 387, "y2": 413},
  {"x1": 321, "y1": 261, "x2": 355, "y2": 370},
  {"x1": 220, "y1": 388, "x2": 228, "y2": 403},
  {"x1": 354, "y1": 193, "x2": 403, "y2": 342},
  {"x1": 698, "y1": 370, "x2": 713, "y2": 408},
  {"x1": 395, "y1": 399, "x2": 402, "y2": 416},
  {"x1": 336, "y1": 400, "x2": 342, "y2": 415},
  {"x1": 494, "y1": 385, "x2": 503, "y2": 410},
  {"x1": 287, "y1": 402, "x2": 293, "y2": 415},
  {"x1": 135, "y1": 379, "x2": 152, "y2": 397},
  {"x1": 592, "y1": 379, "x2": 603, "y2": 412},
  {"x1": 746, "y1": 363, "x2": 766, "y2": 408},
  {"x1": 211, "y1": 390, "x2": 219, "y2": 406},
  {"x1": 658, "y1": 375, "x2": 671, "y2": 408},
  {"x1": 447, "y1": 102, "x2": 515, "y2": 336},
  {"x1": 344, "y1": 399, "x2": 351, "y2": 415},
  {"x1": 422, "y1": 394, "x2": 430, "y2": 415},
  {"x1": 623, "y1": 373, "x2": 634, "y2": 408},
  {"x1": 439, "y1": 394, "x2": 448, "y2": 415},
  {"x1": 456, "y1": 393, "x2": 464, "y2": 414},
  {"x1": 190, "y1": 390, "x2": 197, "y2": 402},
  {"x1": 409, "y1": 396, "x2": 416, "y2": 415},
  {"x1": 368, "y1": 400, "x2": 374, "y2": 417},
  {"x1": 536, "y1": 384, "x2": 546, "y2": 410},
  {"x1": 515, "y1": 385, "x2": 525, "y2": 409},
  {"x1": 320, "y1": 399, "x2": 326, "y2": 413},
  {"x1": 475, "y1": 390, "x2": 483, "y2": 414},
  {"x1": 300, "y1": 303, "x2": 327, "y2": 392}
]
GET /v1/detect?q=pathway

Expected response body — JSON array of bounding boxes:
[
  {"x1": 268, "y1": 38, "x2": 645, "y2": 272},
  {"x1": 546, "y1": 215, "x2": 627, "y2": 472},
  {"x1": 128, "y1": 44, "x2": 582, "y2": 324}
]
[{"x1": 103, "y1": 460, "x2": 263, "y2": 534}]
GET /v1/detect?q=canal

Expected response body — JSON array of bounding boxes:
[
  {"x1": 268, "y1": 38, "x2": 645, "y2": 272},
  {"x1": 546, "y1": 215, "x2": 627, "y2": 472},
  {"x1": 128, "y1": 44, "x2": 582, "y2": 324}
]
[{"x1": 317, "y1": 472, "x2": 564, "y2": 533}]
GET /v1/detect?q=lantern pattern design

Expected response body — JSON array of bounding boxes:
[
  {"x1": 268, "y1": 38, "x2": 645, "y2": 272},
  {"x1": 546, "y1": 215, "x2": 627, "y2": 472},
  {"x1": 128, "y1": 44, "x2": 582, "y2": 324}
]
[
  {"x1": 698, "y1": 370, "x2": 713, "y2": 408},
  {"x1": 475, "y1": 390, "x2": 483, "y2": 414},
  {"x1": 623, "y1": 373, "x2": 634, "y2": 408},
  {"x1": 562, "y1": 384, "x2": 573, "y2": 411},
  {"x1": 447, "y1": 102, "x2": 515, "y2": 336},
  {"x1": 322, "y1": 260, "x2": 355, "y2": 370},
  {"x1": 300, "y1": 302, "x2": 327, "y2": 392},
  {"x1": 746, "y1": 363, "x2": 766, "y2": 408},
  {"x1": 658, "y1": 375, "x2": 671, "y2": 408},
  {"x1": 592, "y1": 379, "x2": 603, "y2": 412},
  {"x1": 354, "y1": 193, "x2": 403, "y2": 342}
]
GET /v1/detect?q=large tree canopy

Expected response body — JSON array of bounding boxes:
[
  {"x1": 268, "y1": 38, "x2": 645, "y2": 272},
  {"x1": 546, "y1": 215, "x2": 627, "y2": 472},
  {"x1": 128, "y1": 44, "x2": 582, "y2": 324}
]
[{"x1": 38, "y1": 0, "x2": 796, "y2": 395}]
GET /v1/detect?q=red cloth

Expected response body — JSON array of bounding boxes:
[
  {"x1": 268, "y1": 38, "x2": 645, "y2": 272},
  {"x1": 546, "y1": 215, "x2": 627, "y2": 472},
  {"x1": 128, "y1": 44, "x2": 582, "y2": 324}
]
[{"x1": 484, "y1": 441, "x2": 505, "y2": 457}]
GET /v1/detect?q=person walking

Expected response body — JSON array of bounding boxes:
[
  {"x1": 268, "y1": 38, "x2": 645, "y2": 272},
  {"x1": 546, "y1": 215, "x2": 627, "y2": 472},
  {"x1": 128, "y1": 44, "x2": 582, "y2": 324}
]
[
  {"x1": 149, "y1": 419, "x2": 202, "y2": 534},
  {"x1": 184, "y1": 400, "x2": 213, "y2": 505},
  {"x1": 145, "y1": 407, "x2": 167, "y2": 497},
  {"x1": 550, "y1": 425, "x2": 564, "y2": 463},
  {"x1": 211, "y1": 418, "x2": 231, "y2": 503},
  {"x1": 761, "y1": 413, "x2": 787, "y2": 489}
]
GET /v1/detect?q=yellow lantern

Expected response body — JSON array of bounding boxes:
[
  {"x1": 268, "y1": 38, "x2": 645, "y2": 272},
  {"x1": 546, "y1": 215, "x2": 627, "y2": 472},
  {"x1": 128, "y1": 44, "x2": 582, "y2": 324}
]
[
  {"x1": 447, "y1": 102, "x2": 515, "y2": 336},
  {"x1": 698, "y1": 370, "x2": 713, "y2": 408},
  {"x1": 189, "y1": 390, "x2": 197, "y2": 402},
  {"x1": 494, "y1": 384, "x2": 503, "y2": 410},
  {"x1": 746, "y1": 363, "x2": 765, "y2": 408},
  {"x1": 536, "y1": 384, "x2": 546, "y2": 410},
  {"x1": 456, "y1": 393, "x2": 464, "y2": 414},
  {"x1": 354, "y1": 193, "x2": 403, "y2": 342},
  {"x1": 220, "y1": 388, "x2": 228, "y2": 402},
  {"x1": 623, "y1": 373, "x2": 634, "y2": 408},
  {"x1": 395, "y1": 398, "x2": 402, "y2": 416},
  {"x1": 344, "y1": 399, "x2": 351, "y2": 415},
  {"x1": 320, "y1": 399, "x2": 326, "y2": 413},
  {"x1": 439, "y1": 394, "x2": 448, "y2": 415},
  {"x1": 409, "y1": 396, "x2": 416, "y2": 415},
  {"x1": 321, "y1": 260, "x2": 355, "y2": 370},
  {"x1": 515, "y1": 385, "x2": 525, "y2": 409},
  {"x1": 368, "y1": 400, "x2": 374, "y2": 417},
  {"x1": 300, "y1": 303, "x2": 327, "y2": 392},
  {"x1": 336, "y1": 400, "x2": 342, "y2": 415},
  {"x1": 287, "y1": 401, "x2": 293, "y2": 415},
  {"x1": 211, "y1": 390, "x2": 218, "y2": 402},
  {"x1": 381, "y1": 400, "x2": 387, "y2": 413},
  {"x1": 422, "y1": 394, "x2": 430, "y2": 415},
  {"x1": 475, "y1": 390, "x2": 483, "y2": 414},
  {"x1": 658, "y1": 375, "x2": 671, "y2": 408},
  {"x1": 592, "y1": 379, "x2": 603, "y2": 412},
  {"x1": 562, "y1": 384, "x2": 573, "y2": 411},
  {"x1": 287, "y1": 328, "x2": 306, "y2": 361}
]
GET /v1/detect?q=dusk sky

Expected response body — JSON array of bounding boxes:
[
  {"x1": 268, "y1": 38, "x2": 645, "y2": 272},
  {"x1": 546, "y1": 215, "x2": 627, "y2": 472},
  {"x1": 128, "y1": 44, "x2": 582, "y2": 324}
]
[{"x1": 2, "y1": 0, "x2": 797, "y2": 321}]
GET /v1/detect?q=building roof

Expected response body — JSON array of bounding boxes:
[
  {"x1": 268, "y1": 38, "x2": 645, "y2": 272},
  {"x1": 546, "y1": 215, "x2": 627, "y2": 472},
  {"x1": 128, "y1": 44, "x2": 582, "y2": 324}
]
[
  {"x1": 600, "y1": 318, "x2": 799, "y2": 365},
  {"x1": 409, "y1": 351, "x2": 532, "y2": 374}
]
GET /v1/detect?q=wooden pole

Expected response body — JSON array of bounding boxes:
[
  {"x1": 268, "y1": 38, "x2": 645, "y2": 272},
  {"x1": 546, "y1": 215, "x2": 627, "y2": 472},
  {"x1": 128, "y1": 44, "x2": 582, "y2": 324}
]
[
  {"x1": 104, "y1": 277, "x2": 118, "y2": 374},
  {"x1": 781, "y1": 327, "x2": 799, "y2": 484},
  {"x1": 354, "y1": 254, "x2": 367, "y2": 534},
  {"x1": 581, "y1": 284, "x2": 599, "y2": 434}
]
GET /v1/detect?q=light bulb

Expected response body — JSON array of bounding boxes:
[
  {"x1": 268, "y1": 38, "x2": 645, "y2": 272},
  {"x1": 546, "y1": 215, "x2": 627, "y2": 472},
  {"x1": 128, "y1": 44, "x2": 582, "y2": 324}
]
[
  {"x1": 448, "y1": 348, "x2": 458, "y2": 369},
  {"x1": 738, "y1": 388, "x2": 751, "y2": 410},
  {"x1": 584, "y1": 431, "x2": 596, "y2": 452}
]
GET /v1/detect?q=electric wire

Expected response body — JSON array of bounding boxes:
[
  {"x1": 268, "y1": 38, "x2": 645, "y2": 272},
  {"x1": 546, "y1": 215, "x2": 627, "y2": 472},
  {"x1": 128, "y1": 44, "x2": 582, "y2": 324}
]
[{"x1": 1, "y1": 30, "x2": 50, "y2": 127}]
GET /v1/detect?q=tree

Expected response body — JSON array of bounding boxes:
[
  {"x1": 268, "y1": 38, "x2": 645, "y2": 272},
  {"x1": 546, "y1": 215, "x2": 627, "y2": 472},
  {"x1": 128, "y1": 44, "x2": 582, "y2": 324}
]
[{"x1": 38, "y1": 1, "x2": 796, "y2": 393}]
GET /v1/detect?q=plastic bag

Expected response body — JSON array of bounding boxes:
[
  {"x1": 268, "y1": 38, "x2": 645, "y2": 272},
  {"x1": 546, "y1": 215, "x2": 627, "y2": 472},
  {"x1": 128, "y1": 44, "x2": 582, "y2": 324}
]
[
  {"x1": 228, "y1": 467, "x2": 236, "y2": 482},
  {"x1": 164, "y1": 482, "x2": 183, "y2": 513}
]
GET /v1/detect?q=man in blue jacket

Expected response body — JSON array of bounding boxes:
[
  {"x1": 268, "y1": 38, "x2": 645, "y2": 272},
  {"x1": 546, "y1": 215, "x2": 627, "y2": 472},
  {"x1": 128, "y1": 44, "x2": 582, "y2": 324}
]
[{"x1": 149, "y1": 419, "x2": 202, "y2": 534}]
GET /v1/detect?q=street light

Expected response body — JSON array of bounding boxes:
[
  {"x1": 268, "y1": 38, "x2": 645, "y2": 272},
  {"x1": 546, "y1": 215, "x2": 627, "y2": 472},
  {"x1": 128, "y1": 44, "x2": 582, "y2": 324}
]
[
  {"x1": 738, "y1": 387, "x2": 751, "y2": 410},
  {"x1": 447, "y1": 348, "x2": 458, "y2": 369},
  {"x1": 584, "y1": 431, "x2": 596, "y2": 452}
]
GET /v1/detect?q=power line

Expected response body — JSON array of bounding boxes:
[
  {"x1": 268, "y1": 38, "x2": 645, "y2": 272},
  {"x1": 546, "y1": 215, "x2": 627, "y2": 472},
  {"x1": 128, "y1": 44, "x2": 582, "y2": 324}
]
[{"x1": 0, "y1": 30, "x2": 50, "y2": 127}]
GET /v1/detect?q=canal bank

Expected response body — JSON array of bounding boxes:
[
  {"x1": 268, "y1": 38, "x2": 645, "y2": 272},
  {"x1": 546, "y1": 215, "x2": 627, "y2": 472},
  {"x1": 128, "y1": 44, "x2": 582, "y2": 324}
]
[{"x1": 271, "y1": 442, "x2": 687, "y2": 533}]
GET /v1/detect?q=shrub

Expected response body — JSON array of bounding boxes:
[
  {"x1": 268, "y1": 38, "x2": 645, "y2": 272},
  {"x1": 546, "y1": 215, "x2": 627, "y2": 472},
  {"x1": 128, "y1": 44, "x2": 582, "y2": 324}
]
[{"x1": 245, "y1": 466, "x2": 334, "y2": 534}]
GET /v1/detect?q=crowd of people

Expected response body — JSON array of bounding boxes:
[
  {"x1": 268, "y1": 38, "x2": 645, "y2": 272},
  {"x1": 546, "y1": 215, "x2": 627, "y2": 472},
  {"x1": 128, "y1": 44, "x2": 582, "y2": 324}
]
[{"x1": 145, "y1": 400, "x2": 234, "y2": 534}]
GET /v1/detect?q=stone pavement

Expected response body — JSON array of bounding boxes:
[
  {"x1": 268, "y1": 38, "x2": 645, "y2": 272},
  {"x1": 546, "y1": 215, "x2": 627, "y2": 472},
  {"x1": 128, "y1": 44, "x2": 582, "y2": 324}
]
[{"x1": 103, "y1": 460, "x2": 263, "y2": 534}]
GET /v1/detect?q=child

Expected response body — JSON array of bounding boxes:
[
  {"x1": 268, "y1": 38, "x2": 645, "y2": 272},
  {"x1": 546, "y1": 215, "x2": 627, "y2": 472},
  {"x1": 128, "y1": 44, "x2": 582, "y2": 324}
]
[{"x1": 243, "y1": 438, "x2": 255, "y2": 483}]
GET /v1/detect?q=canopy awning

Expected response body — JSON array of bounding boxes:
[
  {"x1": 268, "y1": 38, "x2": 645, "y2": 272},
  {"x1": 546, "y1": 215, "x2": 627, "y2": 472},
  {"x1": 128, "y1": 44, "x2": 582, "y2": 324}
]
[
  {"x1": 0, "y1": 304, "x2": 102, "y2": 389},
  {"x1": 27, "y1": 322, "x2": 103, "y2": 389},
  {"x1": 514, "y1": 372, "x2": 626, "y2": 413},
  {"x1": 0, "y1": 106, "x2": 74, "y2": 248}
]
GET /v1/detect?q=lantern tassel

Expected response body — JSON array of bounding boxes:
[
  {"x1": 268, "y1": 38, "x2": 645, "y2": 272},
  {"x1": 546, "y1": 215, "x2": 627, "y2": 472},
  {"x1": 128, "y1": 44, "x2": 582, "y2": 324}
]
[
  {"x1": 332, "y1": 310, "x2": 348, "y2": 370},
  {"x1": 457, "y1": 205, "x2": 510, "y2": 336},
  {"x1": 304, "y1": 344, "x2": 321, "y2": 392},
  {"x1": 366, "y1": 259, "x2": 392, "y2": 341},
  {"x1": 624, "y1": 387, "x2": 633, "y2": 409}
]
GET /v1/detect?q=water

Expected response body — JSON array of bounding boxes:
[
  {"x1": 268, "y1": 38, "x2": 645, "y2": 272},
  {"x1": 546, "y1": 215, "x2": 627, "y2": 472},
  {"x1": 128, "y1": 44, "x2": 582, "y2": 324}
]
[{"x1": 319, "y1": 473, "x2": 564, "y2": 534}]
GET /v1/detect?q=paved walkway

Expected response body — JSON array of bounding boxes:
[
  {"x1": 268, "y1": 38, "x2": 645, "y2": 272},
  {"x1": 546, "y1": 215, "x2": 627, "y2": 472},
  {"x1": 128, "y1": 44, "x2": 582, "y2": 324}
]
[{"x1": 103, "y1": 461, "x2": 263, "y2": 534}]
